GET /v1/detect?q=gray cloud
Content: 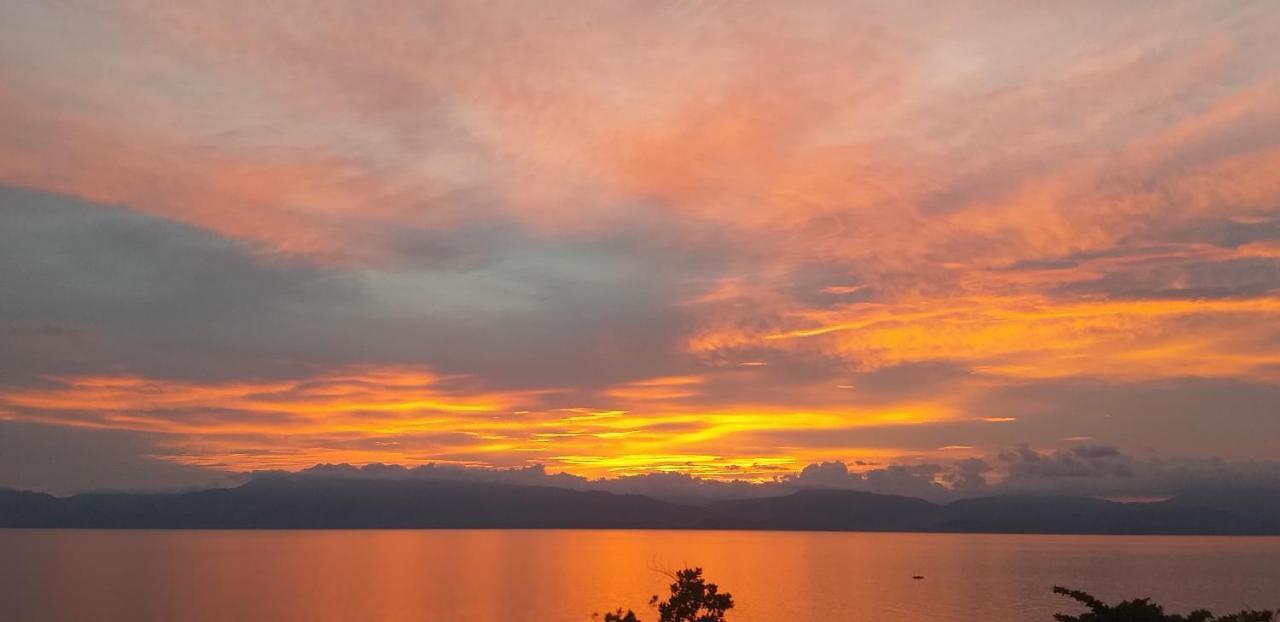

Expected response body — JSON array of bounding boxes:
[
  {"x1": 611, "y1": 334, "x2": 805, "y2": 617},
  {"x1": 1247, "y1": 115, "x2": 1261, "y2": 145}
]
[
  {"x1": 244, "y1": 445, "x2": 1280, "y2": 505},
  {"x1": 0, "y1": 421, "x2": 235, "y2": 496},
  {"x1": 8, "y1": 420, "x2": 1279, "y2": 506},
  {"x1": 1, "y1": 1, "x2": 1278, "y2": 493},
  {"x1": 972, "y1": 377, "x2": 1280, "y2": 460},
  {"x1": 1055, "y1": 254, "x2": 1280, "y2": 300},
  {"x1": 0, "y1": 185, "x2": 696, "y2": 390},
  {"x1": 0, "y1": 185, "x2": 364, "y2": 381},
  {"x1": 1000, "y1": 443, "x2": 1134, "y2": 479},
  {"x1": 992, "y1": 444, "x2": 1280, "y2": 499}
]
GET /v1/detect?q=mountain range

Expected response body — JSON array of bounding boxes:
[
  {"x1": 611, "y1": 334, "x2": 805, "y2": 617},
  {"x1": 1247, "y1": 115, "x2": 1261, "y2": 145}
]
[{"x1": 3, "y1": 476, "x2": 1279, "y2": 534}]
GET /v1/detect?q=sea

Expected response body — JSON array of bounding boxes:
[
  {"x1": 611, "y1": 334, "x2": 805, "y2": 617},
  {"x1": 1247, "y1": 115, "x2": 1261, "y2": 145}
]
[{"x1": 2, "y1": 529, "x2": 1277, "y2": 621}]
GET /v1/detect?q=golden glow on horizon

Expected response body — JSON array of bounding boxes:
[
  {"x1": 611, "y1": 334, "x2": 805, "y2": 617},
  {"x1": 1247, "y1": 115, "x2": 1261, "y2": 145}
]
[
  {"x1": 0, "y1": 366, "x2": 958, "y2": 477},
  {"x1": 1, "y1": 3, "x2": 1279, "y2": 480}
]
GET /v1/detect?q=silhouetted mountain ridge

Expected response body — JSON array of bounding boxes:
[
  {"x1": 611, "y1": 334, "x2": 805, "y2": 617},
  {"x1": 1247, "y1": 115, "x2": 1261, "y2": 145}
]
[
  {"x1": 703, "y1": 488, "x2": 938, "y2": 531},
  {"x1": 2, "y1": 478, "x2": 1277, "y2": 533},
  {"x1": 0, "y1": 478, "x2": 698, "y2": 529},
  {"x1": 936, "y1": 494, "x2": 1276, "y2": 535}
]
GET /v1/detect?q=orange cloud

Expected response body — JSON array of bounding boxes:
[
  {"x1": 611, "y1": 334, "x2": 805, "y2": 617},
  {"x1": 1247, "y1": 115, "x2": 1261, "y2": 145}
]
[
  {"x1": 704, "y1": 295, "x2": 1280, "y2": 380},
  {"x1": 0, "y1": 365, "x2": 964, "y2": 478},
  {"x1": 2, "y1": 3, "x2": 1279, "y2": 481}
]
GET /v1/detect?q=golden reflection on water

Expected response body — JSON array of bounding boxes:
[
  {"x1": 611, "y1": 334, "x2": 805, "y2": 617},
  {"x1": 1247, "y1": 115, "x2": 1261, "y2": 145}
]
[{"x1": 2, "y1": 530, "x2": 1278, "y2": 622}]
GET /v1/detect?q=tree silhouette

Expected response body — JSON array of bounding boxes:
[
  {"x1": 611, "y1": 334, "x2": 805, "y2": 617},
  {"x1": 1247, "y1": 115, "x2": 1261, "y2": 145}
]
[
  {"x1": 1053, "y1": 587, "x2": 1275, "y2": 622},
  {"x1": 596, "y1": 567, "x2": 734, "y2": 622},
  {"x1": 600, "y1": 609, "x2": 640, "y2": 622},
  {"x1": 602, "y1": 576, "x2": 1274, "y2": 621},
  {"x1": 650, "y1": 567, "x2": 734, "y2": 622}
]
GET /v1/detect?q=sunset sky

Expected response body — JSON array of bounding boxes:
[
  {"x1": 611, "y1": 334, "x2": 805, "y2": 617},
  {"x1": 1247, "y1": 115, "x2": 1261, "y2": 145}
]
[{"x1": 2, "y1": 1, "x2": 1278, "y2": 494}]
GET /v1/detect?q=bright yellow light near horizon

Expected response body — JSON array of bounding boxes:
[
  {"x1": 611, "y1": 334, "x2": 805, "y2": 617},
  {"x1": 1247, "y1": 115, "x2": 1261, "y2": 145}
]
[{"x1": 0, "y1": 366, "x2": 971, "y2": 478}]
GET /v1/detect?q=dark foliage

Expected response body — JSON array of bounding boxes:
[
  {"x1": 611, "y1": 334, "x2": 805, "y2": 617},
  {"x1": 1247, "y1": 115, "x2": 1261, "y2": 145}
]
[
  {"x1": 600, "y1": 609, "x2": 640, "y2": 622},
  {"x1": 597, "y1": 567, "x2": 734, "y2": 622},
  {"x1": 1054, "y1": 587, "x2": 1275, "y2": 622},
  {"x1": 651, "y1": 568, "x2": 734, "y2": 622}
]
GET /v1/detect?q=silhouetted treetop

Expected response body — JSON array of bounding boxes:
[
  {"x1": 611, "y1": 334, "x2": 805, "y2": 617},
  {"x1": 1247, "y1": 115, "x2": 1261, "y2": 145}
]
[
  {"x1": 596, "y1": 567, "x2": 734, "y2": 622},
  {"x1": 602, "y1": 573, "x2": 1275, "y2": 621},
  {"x1": 600, "y1": 609, "x2": 640, "y2": 622},
  {"x1": 1053, "y1": 586, "x2": 1275, "y2": 622},
  {"x1": 651, "y1": 568, "x2": 733, "y2": 622}
]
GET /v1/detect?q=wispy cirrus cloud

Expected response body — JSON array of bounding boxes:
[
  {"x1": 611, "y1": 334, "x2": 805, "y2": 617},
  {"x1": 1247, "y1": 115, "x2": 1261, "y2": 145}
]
[{"x1": 1, "y1": 1, "x2": 1278, "y2": 491}]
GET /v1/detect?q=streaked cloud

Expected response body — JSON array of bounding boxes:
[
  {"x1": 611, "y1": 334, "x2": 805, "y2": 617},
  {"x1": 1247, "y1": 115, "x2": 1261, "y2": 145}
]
[{"x1": 0, "y1": 1, "x2": 1278, "y2": 491}]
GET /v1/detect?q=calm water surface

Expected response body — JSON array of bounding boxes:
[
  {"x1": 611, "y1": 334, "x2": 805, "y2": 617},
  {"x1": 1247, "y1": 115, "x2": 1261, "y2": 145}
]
[{"x1": 3, "y1": 530, "x2": 1277, "y2": 621}]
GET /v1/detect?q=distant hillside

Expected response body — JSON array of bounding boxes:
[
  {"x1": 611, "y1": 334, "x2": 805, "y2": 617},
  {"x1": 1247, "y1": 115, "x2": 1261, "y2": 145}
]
[
  {"x1": 936, "y1": 495, "x2": 1277, "y2": 535},
  {"x1": 702, "y1": 489, "x2": 938, "y2": 531},
  {"x1": 1165, "y1": 487, "x2": 1280, "y2": 529},
  {"x1": 3, "y1": 478, "x2": 1278, "y2": 534},
  {"x1": 0, "y1": 478, "x2": 700, "y2": 529}
]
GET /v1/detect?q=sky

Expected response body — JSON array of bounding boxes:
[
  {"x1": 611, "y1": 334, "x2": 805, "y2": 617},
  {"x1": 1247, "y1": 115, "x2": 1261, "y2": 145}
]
[{"x1": 1, "y1": 1, "x2": 1279, "y2": 496}]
